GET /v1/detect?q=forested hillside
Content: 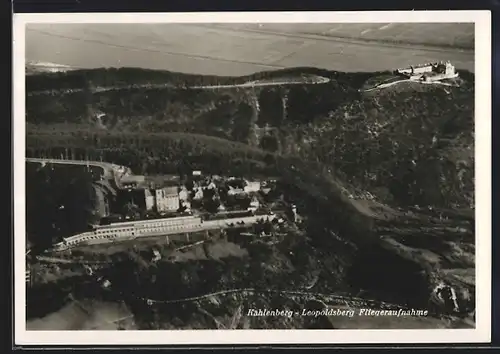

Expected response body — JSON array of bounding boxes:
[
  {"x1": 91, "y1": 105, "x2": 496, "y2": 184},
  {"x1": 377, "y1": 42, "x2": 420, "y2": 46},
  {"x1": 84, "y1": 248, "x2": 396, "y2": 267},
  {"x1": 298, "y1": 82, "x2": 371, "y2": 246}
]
[
  {"x1": 26, "y1": 66, "x2": 476, "y2": 329},
  {"x1": 26, "y1": 67, "x2": 474, "y2": 209}
]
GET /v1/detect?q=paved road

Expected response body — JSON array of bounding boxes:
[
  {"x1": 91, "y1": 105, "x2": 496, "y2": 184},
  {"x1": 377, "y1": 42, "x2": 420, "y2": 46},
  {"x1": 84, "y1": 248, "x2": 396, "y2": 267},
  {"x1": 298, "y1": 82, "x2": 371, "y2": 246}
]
[
  {"x1": 133, "y1": 286, "x2": 417, "y2": 313},
  {"x1": 191, "y1": 76, "x2": 331, "y2": 89},
  {"x1": 26, "y1": 157, "x2": 126, "y2": 188},
  {"x1": 27, "y1": 77, "x2": 331, "y2": 95},
  {"x1": 202, "y1": 215, "x2": 275, "y2": 229},
  {"x1": 27, "y1": 157, "x2": 117, "y2": 170},
  {"x1": 36, "y1": 255, "x2": 110, "y2": 265}
]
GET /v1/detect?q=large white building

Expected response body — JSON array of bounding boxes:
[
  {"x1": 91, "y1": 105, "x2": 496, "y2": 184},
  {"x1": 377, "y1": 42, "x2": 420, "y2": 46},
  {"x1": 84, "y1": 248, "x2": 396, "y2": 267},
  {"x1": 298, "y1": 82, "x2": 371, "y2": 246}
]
[
  {"x1": 155, "y1": 186, "x2": 180, "y2": 212},
  {"x1": 52, "y1": 212, "x2": 279, "y2": 251},
  {"x1": 54, "y1": 215, "x2": 204, "y2": 250},
  {"x1": 396, "y1": 61, "x2": 458, "y2": 81}
]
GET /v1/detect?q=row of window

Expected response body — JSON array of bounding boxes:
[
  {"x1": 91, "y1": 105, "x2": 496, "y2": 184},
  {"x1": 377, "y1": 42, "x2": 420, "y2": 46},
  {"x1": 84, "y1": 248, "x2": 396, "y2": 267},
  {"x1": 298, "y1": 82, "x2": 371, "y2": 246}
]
[
  {"x1": 64, "y1": 221, "x2": 204, "y2": 246},
  {"x1": 93, "y1": 218, "x2": 201, "y2": 235},
  {"x1": 125, "y1": 216, "x2": 198, "y2": 227},
  {"x1": 66, "y1": 234, "x2": 120, "y2": 245},
  {"x1": 137, "y1": 223, "x2": 202, "y2": 234},
  {"x1": 135, "y1": 220, "x2": 200, "y2": 228},
  {"x1": 95, "y1": 227, "x2": 134, "y2": 234}
]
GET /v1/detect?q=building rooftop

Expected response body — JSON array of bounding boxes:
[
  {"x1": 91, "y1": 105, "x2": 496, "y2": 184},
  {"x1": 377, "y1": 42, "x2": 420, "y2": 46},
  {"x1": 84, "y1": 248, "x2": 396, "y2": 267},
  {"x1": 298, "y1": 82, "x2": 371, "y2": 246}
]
[{"x1": 158, "y1": 186, "x2": 179, "y2": 196}]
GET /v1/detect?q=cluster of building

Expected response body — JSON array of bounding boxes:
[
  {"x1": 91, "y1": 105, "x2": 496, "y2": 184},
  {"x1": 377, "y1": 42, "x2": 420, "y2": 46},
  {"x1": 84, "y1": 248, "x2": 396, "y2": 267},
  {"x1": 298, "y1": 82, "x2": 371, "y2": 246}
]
[
  {"x1": 28, "y1": 167, "x2": 304, "y2": 253},
  {"x1": 190, "y1": 175, "x2": 270, "y2": 213},
  {"x1": 40, "y1": 165, "x2": 294, "y2": 252},
  {"x1": 28, "y1": 159, "x2": 297, "y2": 258},
  {"x1": 92, "y1": 169, "x2": 277, "y2": 225},
  {"x1": 395, "y1": 61, "x2": 458, "y2": 82}
]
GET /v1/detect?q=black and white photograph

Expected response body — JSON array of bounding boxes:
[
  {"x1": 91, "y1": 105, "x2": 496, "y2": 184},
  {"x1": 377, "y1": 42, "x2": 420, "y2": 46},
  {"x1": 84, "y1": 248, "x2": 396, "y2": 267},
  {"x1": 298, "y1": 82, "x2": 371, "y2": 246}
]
[{"x1": 13, "y1": 11, "x2": 491, "y2": 345}]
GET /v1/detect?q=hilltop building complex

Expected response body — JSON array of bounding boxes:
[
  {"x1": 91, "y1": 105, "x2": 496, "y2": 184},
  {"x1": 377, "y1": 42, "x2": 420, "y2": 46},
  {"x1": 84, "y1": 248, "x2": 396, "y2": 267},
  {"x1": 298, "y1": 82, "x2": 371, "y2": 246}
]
[{"x1": 395, "y1": 61, "x2": 459, "y2": 82}]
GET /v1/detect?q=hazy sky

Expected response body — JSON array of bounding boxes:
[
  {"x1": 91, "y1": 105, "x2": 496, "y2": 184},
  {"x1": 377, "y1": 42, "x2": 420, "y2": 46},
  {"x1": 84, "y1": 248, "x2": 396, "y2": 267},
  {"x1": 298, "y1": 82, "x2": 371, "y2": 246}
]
[{"x1": 26, "y1": 23, "x2": 474, "y2": 75}]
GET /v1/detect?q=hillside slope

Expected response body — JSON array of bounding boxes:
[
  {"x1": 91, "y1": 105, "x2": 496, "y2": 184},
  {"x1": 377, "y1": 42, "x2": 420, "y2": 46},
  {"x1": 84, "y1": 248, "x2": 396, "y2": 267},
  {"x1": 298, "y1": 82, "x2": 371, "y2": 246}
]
[
  {"x1": 26, "y1": 67, "x2": 475, "y2": 329},
  {"x1": 26, "y1": 67, "x2": 474, "y2": 209}
]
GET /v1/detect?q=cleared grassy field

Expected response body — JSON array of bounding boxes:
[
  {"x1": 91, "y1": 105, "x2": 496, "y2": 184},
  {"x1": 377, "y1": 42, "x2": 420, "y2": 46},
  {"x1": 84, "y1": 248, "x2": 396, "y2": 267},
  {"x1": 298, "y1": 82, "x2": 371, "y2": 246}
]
[
  {"x1": 26, "y1": 23, "x2": 474, "y2": 76},
  {"x1": 27, "y1": 300, "x2": 136, "y2": 330}
]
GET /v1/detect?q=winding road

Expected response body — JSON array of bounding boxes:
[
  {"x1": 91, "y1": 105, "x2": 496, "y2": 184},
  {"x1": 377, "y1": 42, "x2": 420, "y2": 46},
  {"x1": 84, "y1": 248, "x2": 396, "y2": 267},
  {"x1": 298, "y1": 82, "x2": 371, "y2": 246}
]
[
  {"x1": 121, "y1": 286, "x2": 450, "y2": 322},
  {"x1": 136, "y1": 288, "x2": 408, "y2": 309},
  {"x1": 26, "y1": 157, "x2": 126, "y2": 189},
  {"x1": 36, "y1": 244, "x2": 428, "y2": 314},
  {"x1": 27, "y1": 76, "x2": 331, "y2": 97},
  {"x1": 190, "y1": 76, "x2": 330, "y2": 90}
]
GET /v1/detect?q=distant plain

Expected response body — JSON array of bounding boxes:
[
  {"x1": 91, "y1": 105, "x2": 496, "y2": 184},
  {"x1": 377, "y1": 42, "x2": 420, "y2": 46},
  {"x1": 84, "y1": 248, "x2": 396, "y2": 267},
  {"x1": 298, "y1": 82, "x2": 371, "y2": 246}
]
[{"x1": 26, "y1": 23, "x2": 474, "y2": 75}]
